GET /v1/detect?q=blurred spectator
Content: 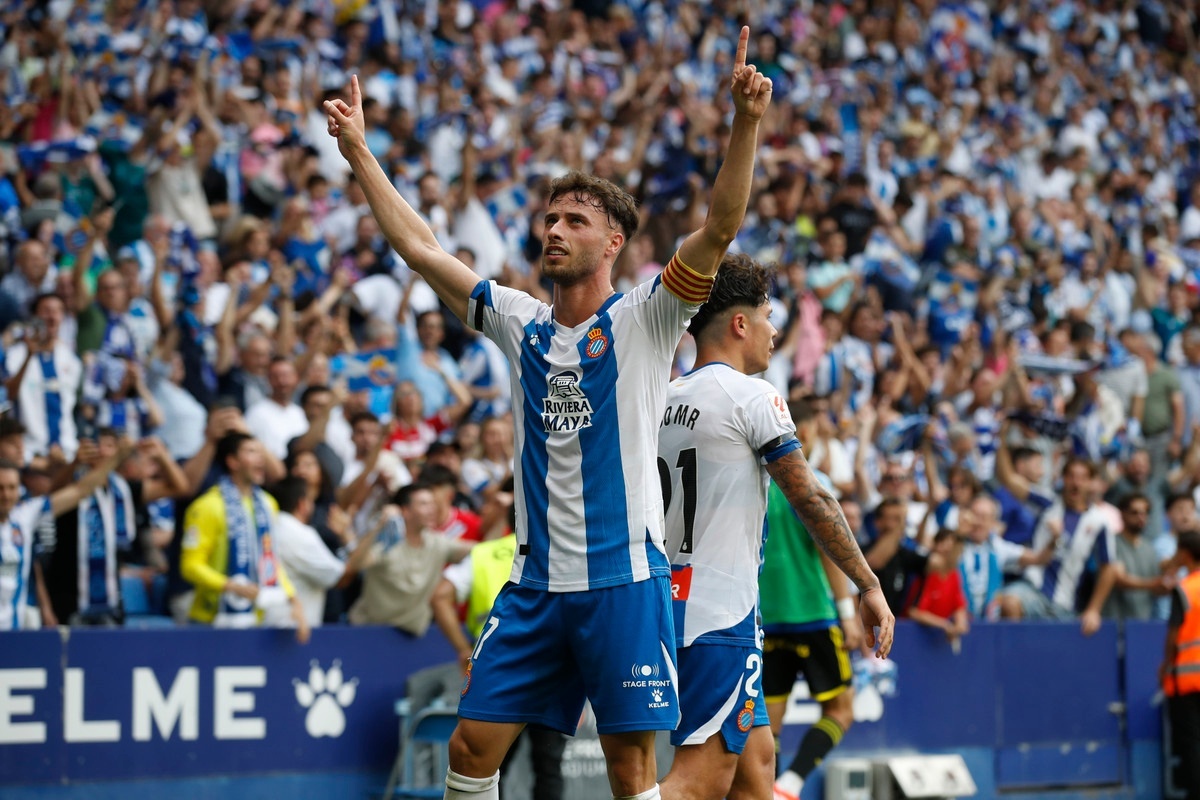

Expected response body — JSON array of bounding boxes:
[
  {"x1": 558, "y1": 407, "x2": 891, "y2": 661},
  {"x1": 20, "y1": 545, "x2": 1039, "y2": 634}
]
[
  {"x1": 5, "y1": 293, "x2": 82, "y2": 460},
  {"x1": 347, "y1": 482, "x2": 473, "y2": 633},
  {"x1": 286, "y1": 384, "x2": 345, "y2": 489},
  {"x1": 1105, "y1": 493, "x2": 1172, "y2": 622},
  {"x1": 180, "y1": 431, "x2": 307, "y2": 640},
  {"x1": 999, "y1": 458, "x2": 1116, "y2": 636},
  {"x1": 460, "y1": 416, "x2": 512, "y2": 509},
  {"x1": 419, "y1": 464, "x2": 483, "y2": 542},
  {"x1": 958, "y1": 494, "x2": 1058, "y2": 620},
  {"x1": 44, "y1": 433, "x2": 187, "y2": 625},
  {"x1": 1, "y1": 241, "x2": 56, "y2": 313},
  {"x1": 269, "y1": 476, "x2": 374, "y2": 629},
  {"x1": 1161, "y1": 529, "x2": 1200, "y2": 800},
  {"x1": 908, "y1": 529, "x2": 970, "y2": 651},
  {"x1": 864, "y1": 496, "x2": 929, "y2": 617},
  {"x1": 245, "y1": 357, "x2": 307, "y2": 460}
]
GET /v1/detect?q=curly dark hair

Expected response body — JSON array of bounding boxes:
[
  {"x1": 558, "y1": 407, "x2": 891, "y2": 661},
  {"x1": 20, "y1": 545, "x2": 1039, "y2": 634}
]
[
  {"x1": 687, "y1": 252, "x2": 772, "y2": 339},
  {"x1": 547, "y1": 171, "x2": 640, "y2": 242}
]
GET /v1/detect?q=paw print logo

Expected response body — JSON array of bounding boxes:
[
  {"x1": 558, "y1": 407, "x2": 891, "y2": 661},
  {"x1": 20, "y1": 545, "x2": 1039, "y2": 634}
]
[
  {"x1": 294, "y1": 660, "x2": 358, "y2": 738},
  {"x1": 651, "y1": 689, "x2": 663, "y2": 703}
]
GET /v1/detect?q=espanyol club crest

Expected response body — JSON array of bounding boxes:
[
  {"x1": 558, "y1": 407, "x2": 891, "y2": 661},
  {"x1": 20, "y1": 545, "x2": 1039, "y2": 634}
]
[
  {"x1": 737, "y1": 700, "x2": 755, "y2": 732},
  {"x1": 367, "y1": 353, "x2": 393, "y2": 386},
  {"x1": 585, "y1": 327, "x2": 608, "y2": 358}
]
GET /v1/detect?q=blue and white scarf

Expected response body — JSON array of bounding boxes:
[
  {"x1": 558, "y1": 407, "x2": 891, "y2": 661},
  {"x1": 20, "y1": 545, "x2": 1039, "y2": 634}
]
[
  {"x1": 217, "y1": 477, "x2": 277, "y2": 625},
  {"x1": 37, "y1": 351, "x2": 63, "y2": 447},
  {"x1": 959, "y1": 542, "x2": 1005, "y2": 620},
  {"x1": 76, "y1": 475, "x2": 135, "y2": 615}
]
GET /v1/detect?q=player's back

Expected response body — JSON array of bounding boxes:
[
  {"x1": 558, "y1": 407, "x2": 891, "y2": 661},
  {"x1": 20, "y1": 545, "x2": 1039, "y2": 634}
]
[{"x1": 658, "y1": 363, "x2": 795, "y2": 647}]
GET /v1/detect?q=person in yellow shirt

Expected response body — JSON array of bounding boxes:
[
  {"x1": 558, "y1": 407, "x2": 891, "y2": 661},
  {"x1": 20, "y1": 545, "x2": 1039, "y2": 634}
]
[{"x1": 181, "y1": 431, "x2": 309, "y2": 643}]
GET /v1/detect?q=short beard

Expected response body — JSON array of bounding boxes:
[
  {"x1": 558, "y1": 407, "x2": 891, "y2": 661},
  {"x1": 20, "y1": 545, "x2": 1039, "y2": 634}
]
[{"x1": 542, "y1": 248, "x2": 603, "y2": 287}]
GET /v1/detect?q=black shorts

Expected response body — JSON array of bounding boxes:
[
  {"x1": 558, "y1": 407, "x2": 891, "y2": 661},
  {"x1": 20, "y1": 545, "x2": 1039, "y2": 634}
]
[{"x1": 762, "y1": 627, "x2": 852, "y2": 703}]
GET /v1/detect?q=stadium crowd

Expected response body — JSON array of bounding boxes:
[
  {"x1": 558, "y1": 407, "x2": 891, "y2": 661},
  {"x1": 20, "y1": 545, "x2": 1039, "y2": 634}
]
[{"x1": 1, "y1": 0, "x2": 1199, "y2": 647}]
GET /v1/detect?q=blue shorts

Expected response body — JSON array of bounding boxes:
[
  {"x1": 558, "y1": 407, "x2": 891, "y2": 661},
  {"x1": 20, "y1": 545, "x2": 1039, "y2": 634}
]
[
  {"x1": 671, "y1": 643, "x2": 768, "y2": 754},
  {"x1": 457, "y1": 577, "x2": 679, "y2": 735}
]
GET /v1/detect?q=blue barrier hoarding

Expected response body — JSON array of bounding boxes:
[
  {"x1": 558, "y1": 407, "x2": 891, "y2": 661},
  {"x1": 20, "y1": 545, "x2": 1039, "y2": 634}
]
[
  {"x1": 0, "y1": 626, "x2": 455, "y2": 784},
  {"x1": 0, "y1": 620, "x2": 1171, "y2": 792}
]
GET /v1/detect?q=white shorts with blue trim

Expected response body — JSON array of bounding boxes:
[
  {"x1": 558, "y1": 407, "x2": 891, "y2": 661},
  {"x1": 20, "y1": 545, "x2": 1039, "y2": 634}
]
[{"x1": 671, "y1": 642, "x2": 769, "y2": 754}]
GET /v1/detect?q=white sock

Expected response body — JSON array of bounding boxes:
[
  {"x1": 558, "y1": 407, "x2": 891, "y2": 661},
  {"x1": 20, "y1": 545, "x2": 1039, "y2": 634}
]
[
  {"x1": 775, "y1": 770, "x2": 803, "y2": 795},
  {"x1": 614, "y1": 786, "x2": 661, "y2": 800},
  {"x1": 444, "y1": 768, "x2": 500, "y2": 799}
]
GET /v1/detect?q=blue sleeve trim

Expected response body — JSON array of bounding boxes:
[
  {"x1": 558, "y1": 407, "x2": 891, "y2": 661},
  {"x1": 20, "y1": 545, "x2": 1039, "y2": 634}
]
[{"x1": 761, "y1": 438, "x2": 802, "y2": 464}]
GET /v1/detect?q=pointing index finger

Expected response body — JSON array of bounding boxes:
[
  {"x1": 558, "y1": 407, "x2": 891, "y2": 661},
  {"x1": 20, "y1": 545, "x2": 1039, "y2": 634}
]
[
  {"x1": 351, "y1": 74, "x2": 362, "y2": 110},
  {"x1": 734, "y1": 26, "x2": 748, "y2": 71}
]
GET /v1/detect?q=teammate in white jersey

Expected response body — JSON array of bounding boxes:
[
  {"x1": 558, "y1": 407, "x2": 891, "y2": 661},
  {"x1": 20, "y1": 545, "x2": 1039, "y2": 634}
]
[
  {"x1": 325, "y1": 27, "x2": 773, "y2": 800},
  {"x1": 656, "y1": 254, "x2": 893, "y2": 800},
  {"x1": 0, "y1": 448, "x2": 134, "y2": 631}
]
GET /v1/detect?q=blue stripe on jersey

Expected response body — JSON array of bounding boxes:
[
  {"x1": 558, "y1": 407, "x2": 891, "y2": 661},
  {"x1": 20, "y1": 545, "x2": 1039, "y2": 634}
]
[
  {"x1": 1042, "y1": 510, "x2": 1082, "y2": 601},
  {"x1": 8, "y1": 526, "x2": 24, "y2": 630},
  {"x1": 1093, "y1": 527, "x2": 1110, "y2": 564},
  {"x1": 576, "y1": 313, "x2": 635, "y2": 582},
  {"x1": 1040, "y1": 558, "x2": 1060, "y2": 602},
  {"x1": 760, "y1": 514, "x2": 768, "y2": 575},
  {"x1": 762, "y1": 438, "x2": 801, "y2": 464},
  {"x1": 517, "y1": 317, "x2": 556, "y2": 586}
]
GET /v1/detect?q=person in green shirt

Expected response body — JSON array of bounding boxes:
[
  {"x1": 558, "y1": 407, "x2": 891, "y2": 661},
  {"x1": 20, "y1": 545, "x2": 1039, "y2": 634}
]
[{"x1": 761, "y1": 400, "x2": 863, "y2": 800}]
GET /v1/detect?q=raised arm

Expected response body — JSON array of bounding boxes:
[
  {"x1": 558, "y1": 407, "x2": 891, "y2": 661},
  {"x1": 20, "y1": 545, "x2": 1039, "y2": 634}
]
[
  {"x1": 138, "y1": 436, "x2": 191, "y2": 503},
  {"x1": 324, "y1": 76, "x2": 479, "y2": 323},
  {"x1": 49, "y1": 438, "x2": 135, "y2": 517},
  {"x1": 766, "y1": 449, "x2": 894, "y2": 657},
  {"x1": 674, "y1": 26, "x2": 773, "y2": 277},
  {"x1": 995, "y1": 419, "x2": 1032, "y2": 502}
]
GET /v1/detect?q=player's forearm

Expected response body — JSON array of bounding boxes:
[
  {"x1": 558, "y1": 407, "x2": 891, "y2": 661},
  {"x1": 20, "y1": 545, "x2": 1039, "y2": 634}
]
[
  {"x1": 342, "y1": 141, "x2": 443, "y2": 275},
  {"x1": 700, "y1": 113, "x2": 762, "y2": 253},
  {"x1": 802, "y1": 493, "x2": 880, "y2": 594},
  {"x1": 768, "y1": 455, "x2": 879, "y2": 594}
]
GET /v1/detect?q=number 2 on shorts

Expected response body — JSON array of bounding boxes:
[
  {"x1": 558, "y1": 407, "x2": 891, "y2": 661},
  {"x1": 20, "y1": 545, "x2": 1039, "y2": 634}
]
[{"x1": 744, "y1": 653, "x2": 762, "y2": 698}]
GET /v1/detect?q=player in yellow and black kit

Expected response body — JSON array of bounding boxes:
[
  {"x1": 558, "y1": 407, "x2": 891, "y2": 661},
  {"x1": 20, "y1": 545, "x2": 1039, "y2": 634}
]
[{"x1": 760, "y1": 404, "x2": 861, "y2": 800}]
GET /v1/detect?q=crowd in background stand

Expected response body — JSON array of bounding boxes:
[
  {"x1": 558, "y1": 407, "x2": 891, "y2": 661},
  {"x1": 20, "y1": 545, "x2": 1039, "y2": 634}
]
[{"x1": 2, "y1": 0, "x2": 1200, "y2": 648}]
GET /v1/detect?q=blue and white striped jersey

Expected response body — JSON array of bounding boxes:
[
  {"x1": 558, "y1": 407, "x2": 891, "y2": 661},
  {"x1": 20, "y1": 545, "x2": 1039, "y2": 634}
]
[
  {"x1": 658, "y1": 363, "x2": 799, "y2": 647},
  {"x1": 1023, "y1": 502, "x2": 1114, "y2": 612},
  {"x1": 0, "y1": 497, "x2": 52, "y2": 631},
  {"x1": 467, "y1": 262, "x2": 702, "y2": 592}
]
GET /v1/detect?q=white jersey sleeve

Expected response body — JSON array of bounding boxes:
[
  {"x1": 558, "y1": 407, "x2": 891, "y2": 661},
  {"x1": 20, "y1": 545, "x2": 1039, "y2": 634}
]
[{"x1": 658, "y1": 364, "x2": 798, "y2": 647}]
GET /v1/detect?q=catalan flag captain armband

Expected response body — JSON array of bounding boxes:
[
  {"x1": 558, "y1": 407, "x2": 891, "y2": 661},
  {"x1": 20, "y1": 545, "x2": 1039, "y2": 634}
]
[{"x1": 661, "y1": 253, "x2": 715, "y2": 305}]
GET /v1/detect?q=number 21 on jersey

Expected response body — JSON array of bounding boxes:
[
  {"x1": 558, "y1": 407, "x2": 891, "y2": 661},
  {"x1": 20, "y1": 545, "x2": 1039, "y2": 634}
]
[{"x1": 659, "y1": 447, "x2": 697, "y2": 552}]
